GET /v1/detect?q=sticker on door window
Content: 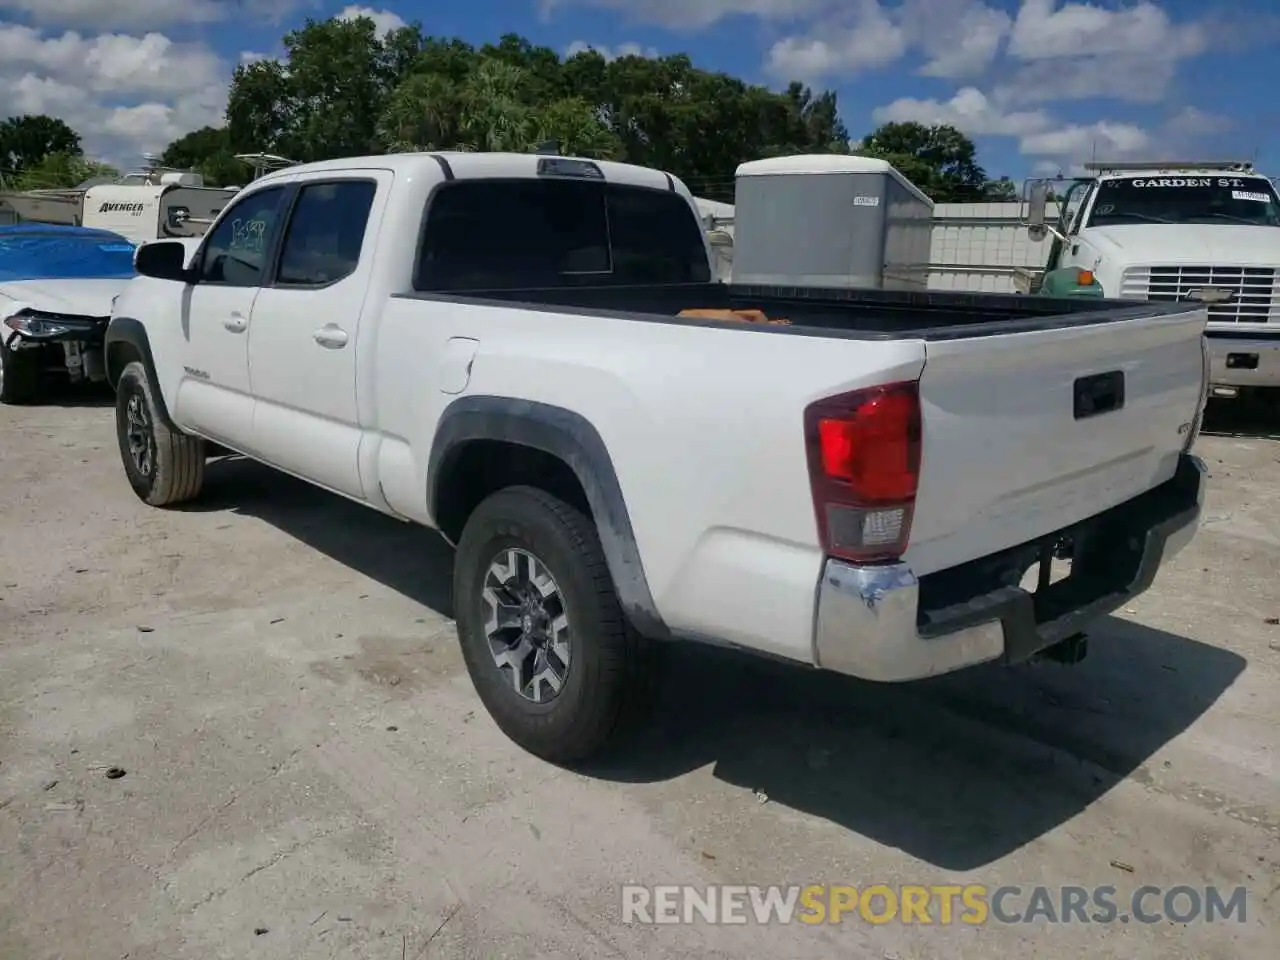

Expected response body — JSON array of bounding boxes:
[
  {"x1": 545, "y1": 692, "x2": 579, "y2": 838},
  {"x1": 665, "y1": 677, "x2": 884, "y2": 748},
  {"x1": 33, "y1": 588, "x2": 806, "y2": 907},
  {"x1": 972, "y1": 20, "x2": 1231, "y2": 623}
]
[
  {"x1": 1094, "y1": 203, "x2": 1115, "y2": 215},
  {"x1": 1232, "y1": 190, "x2": 1271, "y2": 202},
  {"x1": 230, "y1": 217, "x2": 268, "y2": 253}
]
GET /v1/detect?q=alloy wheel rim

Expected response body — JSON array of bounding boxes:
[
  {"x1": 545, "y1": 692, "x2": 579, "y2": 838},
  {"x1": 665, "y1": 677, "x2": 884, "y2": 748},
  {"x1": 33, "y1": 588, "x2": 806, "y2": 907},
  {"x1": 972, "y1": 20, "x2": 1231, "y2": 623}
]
[
  {"x1": 481, "y1": 547, "x2": 571, "y2": 703},
  {"x1": 125, "y1": 389, "x2": 155, "y2": 477}
]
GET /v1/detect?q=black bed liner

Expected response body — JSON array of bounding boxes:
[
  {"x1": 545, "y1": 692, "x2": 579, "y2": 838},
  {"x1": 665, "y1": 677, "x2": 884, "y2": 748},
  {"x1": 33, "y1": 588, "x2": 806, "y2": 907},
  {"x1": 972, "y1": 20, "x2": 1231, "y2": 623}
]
[{"x1": 399, "y1": 281, "x2": 1202, "y2": 341}]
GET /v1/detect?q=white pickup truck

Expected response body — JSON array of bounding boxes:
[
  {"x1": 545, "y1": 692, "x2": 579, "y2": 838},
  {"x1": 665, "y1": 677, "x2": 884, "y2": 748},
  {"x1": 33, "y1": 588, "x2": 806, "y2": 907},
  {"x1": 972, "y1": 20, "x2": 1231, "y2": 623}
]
[{"x1": 106, "y1": 151, "x2": 1210, "y2": 763}]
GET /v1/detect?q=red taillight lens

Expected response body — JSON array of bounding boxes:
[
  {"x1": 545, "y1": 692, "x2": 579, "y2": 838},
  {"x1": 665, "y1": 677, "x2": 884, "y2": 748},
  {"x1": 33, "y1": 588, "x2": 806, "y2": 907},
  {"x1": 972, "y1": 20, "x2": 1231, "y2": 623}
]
[{"x1": 804, "y1": 381, "x2": 922, "y2": 563}]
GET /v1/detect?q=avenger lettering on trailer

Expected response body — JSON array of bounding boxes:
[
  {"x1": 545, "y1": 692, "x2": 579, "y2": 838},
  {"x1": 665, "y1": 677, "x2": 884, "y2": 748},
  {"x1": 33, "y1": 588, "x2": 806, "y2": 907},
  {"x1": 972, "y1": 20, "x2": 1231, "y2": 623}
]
[{"x1": 97, "y1": 201, "x2": 146, "y2": 216}]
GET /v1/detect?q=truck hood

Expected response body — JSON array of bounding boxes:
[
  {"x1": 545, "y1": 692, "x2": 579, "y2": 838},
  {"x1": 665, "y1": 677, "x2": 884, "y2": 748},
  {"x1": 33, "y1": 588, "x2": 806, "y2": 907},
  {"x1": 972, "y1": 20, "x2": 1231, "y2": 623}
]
[
  {"x1": 0, "y1": 278, "x2": 130, "y2": 317},
  {"x1": 1085, "y1": 224, "x2": 1280, "y2": 266}
]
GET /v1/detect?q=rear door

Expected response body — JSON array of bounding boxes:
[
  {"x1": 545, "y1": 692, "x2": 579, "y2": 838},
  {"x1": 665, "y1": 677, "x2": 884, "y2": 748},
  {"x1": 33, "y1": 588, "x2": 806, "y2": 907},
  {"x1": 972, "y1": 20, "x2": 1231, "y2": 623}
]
[
  {"x1": 246, "y1": 171, "x2": 388, "y2": 498},
  {"x1": 905, "y1": 305, "x2": 1207, "y2": 577}
]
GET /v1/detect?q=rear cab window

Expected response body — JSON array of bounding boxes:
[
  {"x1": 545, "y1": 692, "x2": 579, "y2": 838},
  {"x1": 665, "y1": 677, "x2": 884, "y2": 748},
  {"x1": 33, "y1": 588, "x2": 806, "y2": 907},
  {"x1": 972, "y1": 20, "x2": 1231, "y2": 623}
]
[{"x1": 415, "y1": 177, "x2": 709, "y2": 291}]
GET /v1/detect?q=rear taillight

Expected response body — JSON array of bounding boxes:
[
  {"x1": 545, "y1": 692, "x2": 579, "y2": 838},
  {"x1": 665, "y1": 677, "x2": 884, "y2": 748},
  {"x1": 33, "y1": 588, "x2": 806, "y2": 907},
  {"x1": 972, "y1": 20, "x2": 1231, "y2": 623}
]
[{"x1": 804, "y1": 381, "x2": 922, "y2": 563}]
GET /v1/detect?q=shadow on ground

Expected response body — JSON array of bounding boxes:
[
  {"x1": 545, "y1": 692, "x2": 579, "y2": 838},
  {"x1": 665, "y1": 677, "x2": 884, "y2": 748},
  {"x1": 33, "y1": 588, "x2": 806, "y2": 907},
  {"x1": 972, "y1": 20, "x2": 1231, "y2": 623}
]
[
  {"x1": 1202, "y1": 394, "x2": 1280, "y2": 440},
  {"x1": 192, "y1": 455, "x2": 1246, "y2": 871},
  {"x1": 15, "y1": 380, "x2": 113, "y2": 408},
  {"x1": 192, "y1": 454, "x2": 455, "y2": 618}
]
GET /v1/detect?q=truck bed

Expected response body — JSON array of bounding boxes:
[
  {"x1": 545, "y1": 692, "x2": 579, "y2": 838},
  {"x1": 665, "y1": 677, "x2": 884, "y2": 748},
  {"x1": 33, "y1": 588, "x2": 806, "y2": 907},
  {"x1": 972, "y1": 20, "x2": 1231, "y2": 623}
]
[{"x1": 404, "y1": 281, "x2": 1197, "y2": 340}]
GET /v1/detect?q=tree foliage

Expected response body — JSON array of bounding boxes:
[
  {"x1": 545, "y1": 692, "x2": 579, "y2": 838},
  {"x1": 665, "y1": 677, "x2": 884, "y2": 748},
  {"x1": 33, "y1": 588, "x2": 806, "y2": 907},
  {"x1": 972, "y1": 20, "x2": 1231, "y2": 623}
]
[
  {"x1": 159, "y1": 126, "x2": 246, "y2": 187},
  {"x1": 215, "y1": 21, "x2": 850, "y2": 200},
  {"x1": 855, "y1": 121, "x2": 1002, "y2": 203},
  {"x1": 7, "y1": 151, "x2": 118, "y2": 191},
  {"x1": 164, "y1": 17, "x2": 1015, "y2": 203},
  {"x1": 1, "y1": 114, "x2": 83, "y2": 182}
]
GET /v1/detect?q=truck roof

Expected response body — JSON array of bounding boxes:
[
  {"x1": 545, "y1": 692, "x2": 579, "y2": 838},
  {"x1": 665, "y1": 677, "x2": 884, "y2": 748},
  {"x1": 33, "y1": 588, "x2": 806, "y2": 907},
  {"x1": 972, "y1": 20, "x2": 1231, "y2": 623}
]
[
  {"x1": 1093, "y1": 168, "x2": 1268, "y2": 181},
  {"x1": 251, "y1": 151, "x2": 683, "y2": 195}
]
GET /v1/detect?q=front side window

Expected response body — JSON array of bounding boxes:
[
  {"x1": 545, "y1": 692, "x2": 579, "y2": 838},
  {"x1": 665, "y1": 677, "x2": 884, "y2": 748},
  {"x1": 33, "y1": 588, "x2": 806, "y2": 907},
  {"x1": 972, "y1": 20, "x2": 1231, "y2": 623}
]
[
  {"x1": 415, "y1": 179, "x2": 709, "y2": 291},
  {"x1": 198, "y1": 186, "x2": 287, "y2": 286},
  {"x1": 1087, "y1": 176, "x2": 1280, "y2": 228},
  {"x1": 277, "y1": 180, "x2": 378, "y2": 286}
]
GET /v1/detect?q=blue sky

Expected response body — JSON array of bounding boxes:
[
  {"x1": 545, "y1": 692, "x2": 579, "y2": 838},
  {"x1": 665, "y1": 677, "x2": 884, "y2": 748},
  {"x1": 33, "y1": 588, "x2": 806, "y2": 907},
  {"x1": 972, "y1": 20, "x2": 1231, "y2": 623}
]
[{"x1": 2, "y1": 1, "x2": 1278, "y2": 180}]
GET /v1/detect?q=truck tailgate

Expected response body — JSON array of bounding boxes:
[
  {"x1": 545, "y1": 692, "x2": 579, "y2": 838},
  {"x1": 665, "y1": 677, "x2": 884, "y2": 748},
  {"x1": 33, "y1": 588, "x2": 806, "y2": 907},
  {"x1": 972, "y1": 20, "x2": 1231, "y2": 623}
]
[{"x1": 905, "y1": 305, "x2": 1207, "y2": 577}]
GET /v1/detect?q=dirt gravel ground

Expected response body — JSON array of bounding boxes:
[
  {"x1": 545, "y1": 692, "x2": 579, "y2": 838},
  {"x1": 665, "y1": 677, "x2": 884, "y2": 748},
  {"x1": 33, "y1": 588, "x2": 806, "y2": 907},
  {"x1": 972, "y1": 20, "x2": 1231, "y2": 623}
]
[{"x1": 0, "y1": 392, "x2": 1277, "y2": 960}]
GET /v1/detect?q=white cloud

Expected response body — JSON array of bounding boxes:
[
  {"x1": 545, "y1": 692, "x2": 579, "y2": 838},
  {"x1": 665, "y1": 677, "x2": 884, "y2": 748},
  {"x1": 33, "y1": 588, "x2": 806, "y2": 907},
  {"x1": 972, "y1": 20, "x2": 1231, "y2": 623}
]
[
  {"x1": 902, "y1": 0, "x2": 1012, "y2": 79},
  {"x1": 552, "y1": 0, "x2": 1221, "y2": 110},
  {"x1": 870, "y1": 85, "x2": 1159, "y2": 164},
  {"x1": 994, "y1": 0, "x2": 1209, "y2": 105},
  {"x1": 240, "y1": 51, "x2": 272, "y2": 65},
  {"x1": 766, "y1": 0, "x2": 906, "y2": 82},
  {"x1": 543, "y1": 0, "x2": 824, "y2": 30},
  {"x1": 1007, "y1": 0, "x2": 1205, "y2": 62},
  {"x1": 872, "y1": 86, "x2": 1051, "y2": 137},
  {"x1": 0, "y1": 0, "x2": 309, "y2": 29},
  {"x1": 0, "y1": 0, "x2": 226, "y2": 29},
  {"x1": 565, "y1": 41, "x2": 660, "y2": 60},
  {"x1": 1017, "y1": 121, "x2": 1150, "y2": 158},
  {"x1": 0, "y1": 23, "x2": 229, "y2": 166},
  {"x1": 336, "y1": 5, "x2": 407, "y2": 36}
]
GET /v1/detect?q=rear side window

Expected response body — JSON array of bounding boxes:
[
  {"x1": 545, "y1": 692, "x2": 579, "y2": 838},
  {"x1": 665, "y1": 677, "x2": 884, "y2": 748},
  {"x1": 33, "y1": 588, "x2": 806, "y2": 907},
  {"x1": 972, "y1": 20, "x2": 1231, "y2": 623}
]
[
  {"x1": 277, "y1": 180, "x2": 377, "y2": 286},
  {"x1": 415, "y1": 179, "x2": 709, "y2": 291}
]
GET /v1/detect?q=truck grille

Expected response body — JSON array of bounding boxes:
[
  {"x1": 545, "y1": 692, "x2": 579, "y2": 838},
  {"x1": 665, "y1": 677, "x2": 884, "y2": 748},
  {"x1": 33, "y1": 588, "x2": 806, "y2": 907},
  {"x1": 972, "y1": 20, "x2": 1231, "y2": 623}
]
[{"x1": 1119, "y1": 265, "x2": 1279, "y2": 323}]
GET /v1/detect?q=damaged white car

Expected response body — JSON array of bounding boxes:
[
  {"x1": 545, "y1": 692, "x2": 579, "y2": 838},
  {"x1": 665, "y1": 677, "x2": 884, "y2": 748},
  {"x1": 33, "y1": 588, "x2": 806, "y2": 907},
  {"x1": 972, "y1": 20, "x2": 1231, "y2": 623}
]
[{"x1": 1, "y1": 224, "x2": 136, "y2": 404}]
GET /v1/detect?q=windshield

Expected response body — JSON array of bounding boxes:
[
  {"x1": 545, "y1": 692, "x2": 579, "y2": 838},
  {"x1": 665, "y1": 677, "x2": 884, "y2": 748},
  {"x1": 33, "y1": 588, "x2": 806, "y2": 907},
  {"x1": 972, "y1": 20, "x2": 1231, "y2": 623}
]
[
  {"x1": 0, "y1": 227, "x2": 136, "y2": 282},
  {"x1": 1086, "y1": 176, "x2": 1280, "y2": 227}
]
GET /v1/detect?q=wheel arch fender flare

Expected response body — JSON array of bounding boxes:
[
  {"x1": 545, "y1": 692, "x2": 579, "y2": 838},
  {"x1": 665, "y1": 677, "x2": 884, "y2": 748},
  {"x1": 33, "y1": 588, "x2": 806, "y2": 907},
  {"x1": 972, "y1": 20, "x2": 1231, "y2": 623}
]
[
  {"x1": 104, "y1": 318, "x2": 176, "y2": 429},
  {"x1": 427, "y1": 396, "x2": 669, "y2": 638}
]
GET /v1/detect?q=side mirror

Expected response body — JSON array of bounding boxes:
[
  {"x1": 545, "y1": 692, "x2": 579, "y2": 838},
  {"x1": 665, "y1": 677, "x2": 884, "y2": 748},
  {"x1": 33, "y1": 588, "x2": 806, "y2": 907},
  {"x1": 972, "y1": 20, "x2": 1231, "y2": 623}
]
[
  {"x1": 134, "y1": 240, "x2": 191, "y2": 282},
  {"x1": 1025, "y1": 181, "x2": 1050, "y2": 241}
]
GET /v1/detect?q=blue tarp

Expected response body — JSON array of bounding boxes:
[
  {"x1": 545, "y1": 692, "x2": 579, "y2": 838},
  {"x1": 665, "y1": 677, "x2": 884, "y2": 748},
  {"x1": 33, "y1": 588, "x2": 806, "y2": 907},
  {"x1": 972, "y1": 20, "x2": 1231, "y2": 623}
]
[{"x1": 0, "y1": 224, "x2": 136, "y2": 282}]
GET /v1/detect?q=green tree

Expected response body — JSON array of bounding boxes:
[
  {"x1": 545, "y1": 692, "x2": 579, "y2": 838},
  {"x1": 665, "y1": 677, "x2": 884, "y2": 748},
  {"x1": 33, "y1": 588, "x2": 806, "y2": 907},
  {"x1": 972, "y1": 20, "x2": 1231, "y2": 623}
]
[
  {"x1": 160, "y1": 125, "x2": 246, "y2": 186},
  {"x1": 983, "y1": 176, "x2": 1018, "y2": 201},
  {"x1": 856, "y1": 122, "x2": 990, "y2": 202},
  {"x1": 0, "y1": 115, "x2": 83, "y2": 182},
  {"x1": 216, "y1": 23, "x2": 853, "y2": 197},
  {"x1": 11, "y1": 151, "x2": 117, "y2": 190}
]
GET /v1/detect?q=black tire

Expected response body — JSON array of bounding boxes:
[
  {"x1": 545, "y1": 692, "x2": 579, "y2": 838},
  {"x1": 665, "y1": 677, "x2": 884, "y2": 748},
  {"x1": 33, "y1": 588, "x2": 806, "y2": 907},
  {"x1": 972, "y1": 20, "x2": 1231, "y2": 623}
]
[
  {"x1": 0, "y1": 341, "x2": 40, "y2": 404},
  {"x1": 453, "y1": 485, "x2": 658, "y2": 764},
  {"x1": 115, "y1": 360, "x2": 205, "y2": 506}
]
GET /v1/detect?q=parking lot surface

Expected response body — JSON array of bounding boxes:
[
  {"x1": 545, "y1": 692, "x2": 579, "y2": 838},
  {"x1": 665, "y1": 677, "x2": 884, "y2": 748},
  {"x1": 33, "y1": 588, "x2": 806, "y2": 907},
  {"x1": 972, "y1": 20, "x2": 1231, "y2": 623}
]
[{"x1": 1, "y1": 395, "x2": 1277, "y2": 960}]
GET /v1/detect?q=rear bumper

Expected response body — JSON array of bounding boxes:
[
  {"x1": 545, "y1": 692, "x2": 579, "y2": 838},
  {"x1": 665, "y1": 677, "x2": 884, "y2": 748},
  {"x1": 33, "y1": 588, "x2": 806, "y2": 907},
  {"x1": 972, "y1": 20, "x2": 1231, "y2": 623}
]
[
  {"x1": 1206, "y1": 333, "x2": 1280, "y2": 391},
  {"x1": 813, "y1": 453, "x2": 1207, "y2": 682}
]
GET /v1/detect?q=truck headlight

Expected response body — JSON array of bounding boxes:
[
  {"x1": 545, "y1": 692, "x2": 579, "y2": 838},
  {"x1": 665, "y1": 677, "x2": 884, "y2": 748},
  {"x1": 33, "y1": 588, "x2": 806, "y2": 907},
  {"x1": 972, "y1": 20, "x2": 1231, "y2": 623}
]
[{"x1": 3, "y1": 311, "x2": 76, "y2": 339}]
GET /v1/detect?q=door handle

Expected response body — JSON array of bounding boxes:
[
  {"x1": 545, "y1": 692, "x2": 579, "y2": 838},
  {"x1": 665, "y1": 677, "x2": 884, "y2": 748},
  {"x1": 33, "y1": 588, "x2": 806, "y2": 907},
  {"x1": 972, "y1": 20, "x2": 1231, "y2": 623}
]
[
  {"x1": 313, "y1": 325, "x2": 349, "y2": 349},
  {"x1": 223, "y1": 314, "x2": 248, "y2": 333}
]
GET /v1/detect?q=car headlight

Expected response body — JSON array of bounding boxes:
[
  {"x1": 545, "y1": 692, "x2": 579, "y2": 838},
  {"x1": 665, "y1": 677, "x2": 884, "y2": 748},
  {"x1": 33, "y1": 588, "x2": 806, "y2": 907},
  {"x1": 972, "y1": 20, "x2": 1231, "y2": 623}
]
[{"x1": 3, "y1": 311, "x2": 76, "y2": 339}]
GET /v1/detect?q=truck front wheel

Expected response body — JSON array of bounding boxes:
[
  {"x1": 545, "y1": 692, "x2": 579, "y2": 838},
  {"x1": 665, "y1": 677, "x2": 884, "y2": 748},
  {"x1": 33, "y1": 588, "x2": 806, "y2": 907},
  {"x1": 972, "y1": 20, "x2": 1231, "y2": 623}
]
[
  {"x1": 115, "y1": 360, "x2": 205, "y2": 506},
  {"x1": 453, "y1": 485, "x2": 657, "y2": 764}
]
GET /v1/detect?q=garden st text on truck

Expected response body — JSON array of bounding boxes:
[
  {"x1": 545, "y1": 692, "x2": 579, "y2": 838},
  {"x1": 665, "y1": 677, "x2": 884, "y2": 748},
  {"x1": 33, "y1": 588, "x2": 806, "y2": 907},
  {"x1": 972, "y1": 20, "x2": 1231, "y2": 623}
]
[{"x1": 105, "y1": 151, "x2": 1210, "y2": 762}]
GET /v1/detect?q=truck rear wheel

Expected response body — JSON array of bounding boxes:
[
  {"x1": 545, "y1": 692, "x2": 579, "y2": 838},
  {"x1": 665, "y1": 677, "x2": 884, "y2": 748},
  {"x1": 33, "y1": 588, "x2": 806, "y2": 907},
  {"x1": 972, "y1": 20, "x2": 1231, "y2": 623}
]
[
  {"x1": 115, "y1": 360, "x2": 205, "y2": 506},
  {"x1": 0, "y1": 341, "x2": 40, "y2": 404},
  {"x1": 453, "y1": 485, "x2": 657, "y2": 764}
]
